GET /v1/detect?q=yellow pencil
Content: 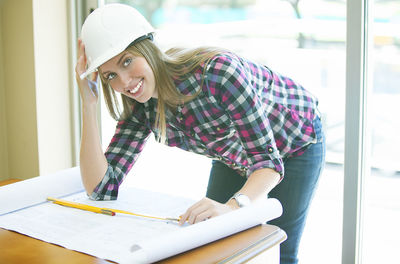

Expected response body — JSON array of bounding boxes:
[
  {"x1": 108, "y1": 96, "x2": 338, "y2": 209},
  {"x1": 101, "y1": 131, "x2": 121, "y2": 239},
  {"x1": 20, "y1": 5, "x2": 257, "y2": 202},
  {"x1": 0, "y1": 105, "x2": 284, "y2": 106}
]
[
  {"x1": 47, "y1": 197, "x2": 180, "y2": 222},
  {"x1": 47, "y1": 197, "x2": 116, "y2": 216}
]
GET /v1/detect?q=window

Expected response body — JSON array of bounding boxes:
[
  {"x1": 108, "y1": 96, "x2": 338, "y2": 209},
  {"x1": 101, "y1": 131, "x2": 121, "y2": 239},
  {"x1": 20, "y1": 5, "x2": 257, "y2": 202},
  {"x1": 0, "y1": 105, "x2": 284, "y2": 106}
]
[
  {"x1": 92, "y1": 0, "x2": 399, "y2": 262},
  {"x1": 361, "y1": 1, "x2": 400, "y2": 263}
]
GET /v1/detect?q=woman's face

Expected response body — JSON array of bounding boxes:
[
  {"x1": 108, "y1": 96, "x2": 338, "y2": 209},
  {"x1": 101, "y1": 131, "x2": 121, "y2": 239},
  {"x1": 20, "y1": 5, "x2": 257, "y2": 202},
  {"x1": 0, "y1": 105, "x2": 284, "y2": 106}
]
[{"x1": 99, "y1": 51, "x2": 157, "y2": 103}]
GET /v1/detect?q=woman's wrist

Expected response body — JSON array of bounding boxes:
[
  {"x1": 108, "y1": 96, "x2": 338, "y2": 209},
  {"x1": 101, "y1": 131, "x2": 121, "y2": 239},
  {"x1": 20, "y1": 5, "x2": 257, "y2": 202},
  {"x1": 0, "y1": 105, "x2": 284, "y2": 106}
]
[
  {"x1": 81, "y1": 103, "x2": 97, "y2": 115},
  {"x1": 226, "y1": 198, "x2": 240, "y2": 210}
]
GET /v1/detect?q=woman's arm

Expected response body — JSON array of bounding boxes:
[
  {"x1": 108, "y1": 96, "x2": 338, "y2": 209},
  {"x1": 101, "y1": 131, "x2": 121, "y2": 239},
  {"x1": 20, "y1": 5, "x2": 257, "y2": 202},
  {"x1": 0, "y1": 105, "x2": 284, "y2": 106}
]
[
  {"x1": 225, "y1": 168, "x2": 280, "y2": 209},
  {"x1": 179, "y1": 168, "x2": 280, "y2": 225},
  {"x1": 75, "y1": 39, "x2": 108, "y2": 195},
  {"x1": 79, "y1": 103, "x2": 108, "y2": 195}
]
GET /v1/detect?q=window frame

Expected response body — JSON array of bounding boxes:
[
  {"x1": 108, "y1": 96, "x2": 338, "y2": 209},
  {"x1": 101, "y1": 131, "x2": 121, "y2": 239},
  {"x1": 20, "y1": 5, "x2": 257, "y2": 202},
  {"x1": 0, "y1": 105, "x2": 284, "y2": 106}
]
[{"x1": 342, "y1": 0, "x2": 371, "y2": 263}]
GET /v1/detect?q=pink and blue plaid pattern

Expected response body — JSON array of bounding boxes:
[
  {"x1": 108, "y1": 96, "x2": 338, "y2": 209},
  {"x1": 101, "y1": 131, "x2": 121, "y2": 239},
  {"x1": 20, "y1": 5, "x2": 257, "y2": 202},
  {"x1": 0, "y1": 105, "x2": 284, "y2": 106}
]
[{"x1": 90, "y1": 53, "x2": 320, "y2": 200}]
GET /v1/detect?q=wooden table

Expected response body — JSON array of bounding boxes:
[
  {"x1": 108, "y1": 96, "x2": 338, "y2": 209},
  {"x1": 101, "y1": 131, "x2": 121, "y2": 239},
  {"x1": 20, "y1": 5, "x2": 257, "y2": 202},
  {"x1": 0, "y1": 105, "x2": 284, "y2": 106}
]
[{"x1": 0, "y1": 179, "x2": 286, "y2": 264}]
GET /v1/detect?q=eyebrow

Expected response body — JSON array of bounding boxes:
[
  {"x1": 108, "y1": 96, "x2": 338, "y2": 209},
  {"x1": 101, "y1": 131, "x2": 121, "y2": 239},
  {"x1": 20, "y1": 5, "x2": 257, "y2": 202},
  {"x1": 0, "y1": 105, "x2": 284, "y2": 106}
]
[
  {"x1": 117, "y1": 53, "x2": 128, "y2": 67},
  {"x1": 101, "y1": 53, "x2": 129, "y2": 77}
]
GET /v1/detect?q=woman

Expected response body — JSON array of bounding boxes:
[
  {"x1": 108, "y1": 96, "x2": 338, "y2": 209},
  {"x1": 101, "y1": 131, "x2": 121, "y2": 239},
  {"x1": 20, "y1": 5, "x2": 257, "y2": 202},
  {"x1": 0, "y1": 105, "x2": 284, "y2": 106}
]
[{"x1": 76, "y1": 4, "x2": 325, "y2": 264}]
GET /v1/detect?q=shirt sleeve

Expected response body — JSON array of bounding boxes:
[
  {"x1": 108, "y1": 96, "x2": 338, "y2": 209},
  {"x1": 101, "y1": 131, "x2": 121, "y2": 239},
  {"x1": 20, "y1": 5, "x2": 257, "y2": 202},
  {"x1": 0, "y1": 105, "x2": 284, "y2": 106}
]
[
  {"x1": 206, "y1": 54, "x2": 284, "y2": 179},
  {"x1": 89, "y1": 110, "x2": 151, "y2": 200}
]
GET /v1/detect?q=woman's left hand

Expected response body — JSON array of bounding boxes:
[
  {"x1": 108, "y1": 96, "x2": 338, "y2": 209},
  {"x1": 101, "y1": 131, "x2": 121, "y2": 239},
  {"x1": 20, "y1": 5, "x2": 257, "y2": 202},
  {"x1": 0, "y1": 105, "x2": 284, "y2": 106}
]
[{"x1": 179, "y1": 197, "x2": 235, "y2": 225}]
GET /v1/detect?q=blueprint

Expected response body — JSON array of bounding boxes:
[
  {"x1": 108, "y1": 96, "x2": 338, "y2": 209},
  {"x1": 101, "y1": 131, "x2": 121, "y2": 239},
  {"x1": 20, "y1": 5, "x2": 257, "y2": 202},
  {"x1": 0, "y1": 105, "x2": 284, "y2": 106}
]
[{"x1": 0, "y1": 167, "x2": 282, "y2": 263}]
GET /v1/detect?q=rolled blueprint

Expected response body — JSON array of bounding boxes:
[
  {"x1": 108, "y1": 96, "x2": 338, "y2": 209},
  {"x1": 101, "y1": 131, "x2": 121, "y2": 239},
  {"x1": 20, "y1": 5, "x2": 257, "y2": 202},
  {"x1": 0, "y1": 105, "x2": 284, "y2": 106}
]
[
  {"x1": 125, "y1": 198, "x2": 283, "y2": 264},
  {"x1": 0, "y1": 167, "x2": 83, "y2": 215}
]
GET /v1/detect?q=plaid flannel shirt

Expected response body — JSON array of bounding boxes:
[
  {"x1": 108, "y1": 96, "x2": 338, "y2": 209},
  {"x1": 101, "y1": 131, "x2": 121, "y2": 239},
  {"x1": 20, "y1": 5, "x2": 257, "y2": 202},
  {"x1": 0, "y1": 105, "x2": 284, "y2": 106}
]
[{"x1": 90, "y1": 52, "x2": 320, "y2": 200}]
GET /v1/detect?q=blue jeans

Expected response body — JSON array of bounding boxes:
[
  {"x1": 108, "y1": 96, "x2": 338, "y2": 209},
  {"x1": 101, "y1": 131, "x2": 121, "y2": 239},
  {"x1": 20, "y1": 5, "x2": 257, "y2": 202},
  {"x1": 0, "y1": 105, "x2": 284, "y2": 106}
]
[{"x1": 206, "y1": 117, "x2": 326, "y2": 264}]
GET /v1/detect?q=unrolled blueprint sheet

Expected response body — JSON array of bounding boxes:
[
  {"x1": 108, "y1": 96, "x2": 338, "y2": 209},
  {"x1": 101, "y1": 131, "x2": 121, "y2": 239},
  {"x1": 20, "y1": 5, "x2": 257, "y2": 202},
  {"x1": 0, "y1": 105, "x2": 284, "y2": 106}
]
[
  {"x1": 0, "y1": 188, "x2": 192, "y2": 262},
  {"x1": 0, "y1": 167, "x2": 283, "y2": 263}
]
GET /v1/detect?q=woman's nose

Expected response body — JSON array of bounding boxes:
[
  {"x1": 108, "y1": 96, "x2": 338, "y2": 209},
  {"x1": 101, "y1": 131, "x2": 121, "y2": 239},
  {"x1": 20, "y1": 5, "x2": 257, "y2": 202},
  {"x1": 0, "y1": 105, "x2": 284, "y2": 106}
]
[{"x1": 118, "y1": 72, "x2": 131, "y2": 89}]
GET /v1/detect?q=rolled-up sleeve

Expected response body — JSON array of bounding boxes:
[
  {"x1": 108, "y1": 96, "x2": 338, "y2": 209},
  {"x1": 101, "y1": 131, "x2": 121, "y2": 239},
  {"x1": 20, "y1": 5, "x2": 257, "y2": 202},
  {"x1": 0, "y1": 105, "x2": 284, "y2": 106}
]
[
  {"x1": 207, "y1": 55, "x2": 284, "y2": 179},
  {"x1": 90, "y1": 113, "x2": 151, "y2": 200}
]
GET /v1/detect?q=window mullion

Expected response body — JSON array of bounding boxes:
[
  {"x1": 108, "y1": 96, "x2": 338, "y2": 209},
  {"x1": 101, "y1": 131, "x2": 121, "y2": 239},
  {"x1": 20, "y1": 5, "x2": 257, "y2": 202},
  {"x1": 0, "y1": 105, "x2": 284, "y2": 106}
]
[{"x1": 342, "y1": 0, "x2": 370, "y2": 263}]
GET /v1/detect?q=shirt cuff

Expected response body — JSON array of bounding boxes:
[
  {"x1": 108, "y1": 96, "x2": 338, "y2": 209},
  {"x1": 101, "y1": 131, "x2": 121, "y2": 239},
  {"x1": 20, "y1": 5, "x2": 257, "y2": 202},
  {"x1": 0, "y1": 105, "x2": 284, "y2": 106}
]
[
  {"x1": 247, "y1": 158, "x2": 284, "y2": 182},
  {"x1": 88, "y1": 166, "x2": 119, "y2": 201}
]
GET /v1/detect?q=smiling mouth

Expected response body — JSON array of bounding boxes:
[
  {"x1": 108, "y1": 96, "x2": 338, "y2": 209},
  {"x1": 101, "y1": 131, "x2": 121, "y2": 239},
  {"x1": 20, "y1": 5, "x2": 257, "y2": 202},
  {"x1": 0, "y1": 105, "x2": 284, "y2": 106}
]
[{"x1": 128, "y1": 79, "x2": 143, "y2": 95}]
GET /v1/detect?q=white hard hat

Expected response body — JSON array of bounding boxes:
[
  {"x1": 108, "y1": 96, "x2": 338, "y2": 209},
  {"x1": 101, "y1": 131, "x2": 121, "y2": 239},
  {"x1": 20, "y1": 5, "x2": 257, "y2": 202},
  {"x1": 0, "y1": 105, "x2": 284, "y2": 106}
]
[{"x1": 80, "y1": 4, "x2": 154, "y2": 80}]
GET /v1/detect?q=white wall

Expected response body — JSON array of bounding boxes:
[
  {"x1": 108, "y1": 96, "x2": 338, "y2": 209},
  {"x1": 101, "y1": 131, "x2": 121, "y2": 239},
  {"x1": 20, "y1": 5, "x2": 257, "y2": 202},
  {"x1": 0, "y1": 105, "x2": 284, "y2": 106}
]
[{"x1": 33, "y1": 0, "x2": 73, "y2": 175}]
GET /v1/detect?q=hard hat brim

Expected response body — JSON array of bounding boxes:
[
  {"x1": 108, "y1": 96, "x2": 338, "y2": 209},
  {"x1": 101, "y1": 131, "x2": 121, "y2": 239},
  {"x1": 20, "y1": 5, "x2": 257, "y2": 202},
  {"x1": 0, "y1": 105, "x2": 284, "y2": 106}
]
[
  {"x1": 79, "y1": 43, "x2": 127, "y2": 80},
  {"x1": 79, "y1": 33, "x2": 154, "y2": 80}
]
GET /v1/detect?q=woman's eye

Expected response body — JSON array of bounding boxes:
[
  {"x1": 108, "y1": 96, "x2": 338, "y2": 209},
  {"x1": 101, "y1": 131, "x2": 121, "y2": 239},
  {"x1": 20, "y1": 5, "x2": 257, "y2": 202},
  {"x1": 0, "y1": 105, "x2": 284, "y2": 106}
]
[
  {"x1": 106, "y1": 72, "x2": 116, "y2": 81},
  {"x1": 123, "y1": 58, "x2": 132, "y2": 67}
]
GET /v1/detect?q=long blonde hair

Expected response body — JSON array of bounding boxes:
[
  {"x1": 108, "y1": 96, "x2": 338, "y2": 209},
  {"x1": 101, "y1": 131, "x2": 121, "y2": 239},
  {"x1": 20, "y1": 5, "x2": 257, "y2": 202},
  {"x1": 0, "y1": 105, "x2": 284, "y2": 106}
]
[{"x1": 100, "y1": 39, "x2": 225, "y2": 143}]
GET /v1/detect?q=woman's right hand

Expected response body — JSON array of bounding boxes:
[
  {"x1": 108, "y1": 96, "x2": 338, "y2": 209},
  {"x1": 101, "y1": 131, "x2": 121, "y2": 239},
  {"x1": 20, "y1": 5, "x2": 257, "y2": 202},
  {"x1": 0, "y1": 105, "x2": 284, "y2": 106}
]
[{"x1": 75, "y1": 39, "x2": 99, "y2": 106}]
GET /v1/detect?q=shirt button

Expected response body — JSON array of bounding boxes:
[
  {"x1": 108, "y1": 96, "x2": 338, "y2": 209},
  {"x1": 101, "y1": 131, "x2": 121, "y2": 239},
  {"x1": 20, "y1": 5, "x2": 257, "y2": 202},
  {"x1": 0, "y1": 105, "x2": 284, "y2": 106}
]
[{"x1": 268, "y1": 147, "x2": 274, "y2": 153}]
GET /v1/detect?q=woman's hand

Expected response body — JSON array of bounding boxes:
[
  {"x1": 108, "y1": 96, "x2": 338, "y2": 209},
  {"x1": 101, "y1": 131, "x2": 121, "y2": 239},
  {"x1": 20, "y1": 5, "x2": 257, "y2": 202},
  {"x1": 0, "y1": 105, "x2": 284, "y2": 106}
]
[
  {"x1": 179, "y1": 197, "x2": 236, "y2": 225},
  {"x1": 75, "y1": 39, "x2": 99, "y2": 106},
  {"x1": 178, "y1": 168, "x2": 280, "y2": 226}
]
